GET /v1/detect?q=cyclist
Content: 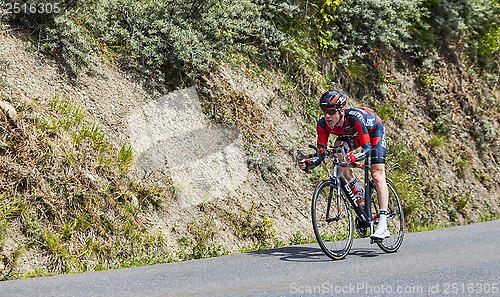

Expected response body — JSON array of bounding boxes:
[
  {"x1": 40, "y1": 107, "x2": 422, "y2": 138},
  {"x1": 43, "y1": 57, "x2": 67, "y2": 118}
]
[{"x1": 298, "y1": 90, "x2": 390, "y2": 240}]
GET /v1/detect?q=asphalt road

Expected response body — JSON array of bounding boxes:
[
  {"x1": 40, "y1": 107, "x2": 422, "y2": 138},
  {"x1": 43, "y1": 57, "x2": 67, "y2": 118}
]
[{"x1": 1, "y1": 220, "x2": 499, "y2": 297}]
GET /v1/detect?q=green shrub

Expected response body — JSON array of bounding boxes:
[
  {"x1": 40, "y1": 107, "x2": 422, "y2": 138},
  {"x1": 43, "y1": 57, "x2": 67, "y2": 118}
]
[
  {"x1": 377, "y1": 103, "x2": 396, "y2": 121},
  {"x1": 288, "y1": 230, "x2": 312, "y2": 245},
  {"x1": 477, "y1": 25, "x2": 500, "y2": 72},
  {"x1": 2, "y1": 0, "x2": 302, "y2": 84},
  {"x1": 474, "y1": 116, "x2": 496, "y2": 143},
  {"x1": 429, "y1": 135, "x2": 446, "y2": 150},
  {"x1": 414, "y1": 0, "x2": 500, "y2": 73},
  {"x1": 323, "y1": 0, "x2": 424, "y2": 62},
  {"x1": 455, "y1": 155, "x2": 471, "y2": 174},
  {"x1": 1, "y1": 0, "x2": 91, "y2": 74},
  {"x1": 177, "y1": 221, "x2": 226, "y2": 261},
  {"x1": 80, "y1": 0, "x2": 299, "y2": 84},
  {"x1": 245, "y1": 145, "x2": 280, "y2": 183},
  {"x1": 4, "y1": 0, "x2": 499, "y2": 85}
]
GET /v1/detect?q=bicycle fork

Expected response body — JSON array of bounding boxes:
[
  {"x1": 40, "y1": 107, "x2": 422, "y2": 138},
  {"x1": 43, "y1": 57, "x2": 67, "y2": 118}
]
[{"x1": 325, "y1": 185, "x2": 341, "y2": 223}]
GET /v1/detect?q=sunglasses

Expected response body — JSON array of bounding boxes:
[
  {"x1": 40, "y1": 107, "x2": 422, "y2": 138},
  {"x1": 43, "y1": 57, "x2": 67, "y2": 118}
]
[{"x1": 322, "y1": 109, "x2": 340, "y2": 115}]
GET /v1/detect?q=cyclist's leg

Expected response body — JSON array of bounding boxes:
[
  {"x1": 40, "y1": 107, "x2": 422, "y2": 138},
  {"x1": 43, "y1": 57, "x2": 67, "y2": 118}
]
[
  {"x1": 369, "y1": 124, "x2": 388, "y2": 210},
  {"x1": 370, "y1": 126, "x2": 390, "y2": 239},
  {"x1": 371, "y1": 164, "x2": 388, "y2": 210}
]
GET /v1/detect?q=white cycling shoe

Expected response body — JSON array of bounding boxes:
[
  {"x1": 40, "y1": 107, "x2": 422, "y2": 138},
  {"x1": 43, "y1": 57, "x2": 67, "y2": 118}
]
[{"x1": 370, "y1": 226, "x2": 390, "y2": 240}]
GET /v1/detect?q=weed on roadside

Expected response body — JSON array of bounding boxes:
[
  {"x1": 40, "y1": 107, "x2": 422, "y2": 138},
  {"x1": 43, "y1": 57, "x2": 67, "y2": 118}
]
[{"x1": 0, "y1": 95, "x2": 174, "y2": 279}]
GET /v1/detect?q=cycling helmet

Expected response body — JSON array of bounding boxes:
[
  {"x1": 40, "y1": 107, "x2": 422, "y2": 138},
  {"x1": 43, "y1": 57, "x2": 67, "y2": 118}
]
[{"x1": 319, "y1": 91, "x2": 347, "y2": 110}]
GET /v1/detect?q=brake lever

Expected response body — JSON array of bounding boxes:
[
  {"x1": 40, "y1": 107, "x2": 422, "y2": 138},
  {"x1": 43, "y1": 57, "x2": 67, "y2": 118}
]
[
  {"x1": 296, "y1": 149, "x2": 310, "y2": 174},
  {"x1": 317, "y1": 143, "x2": 327, "y2": 156},
  {"x1": 295, "y1": 149, "x2": 304, "y2": 168}
]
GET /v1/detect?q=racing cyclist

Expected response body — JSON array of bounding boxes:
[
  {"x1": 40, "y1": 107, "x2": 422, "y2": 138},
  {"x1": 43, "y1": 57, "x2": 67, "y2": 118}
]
[{"x1": 298, "y1": 90, "x2": 390, "y2": 240}]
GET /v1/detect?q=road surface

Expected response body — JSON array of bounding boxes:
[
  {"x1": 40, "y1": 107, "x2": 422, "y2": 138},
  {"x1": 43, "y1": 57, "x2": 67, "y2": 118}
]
[{"x1": 1, "y1": 220, "x2": 499, "y2": 296}]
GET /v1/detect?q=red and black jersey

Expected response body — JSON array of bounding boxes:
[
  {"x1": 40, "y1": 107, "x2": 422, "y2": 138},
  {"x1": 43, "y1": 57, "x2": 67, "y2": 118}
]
[
  {"x1": 304, "y1": 107, "x2": 386, "y2": 171},
  {"x1": 317, "y1": 107, "x2": 384, "y2": 162}
]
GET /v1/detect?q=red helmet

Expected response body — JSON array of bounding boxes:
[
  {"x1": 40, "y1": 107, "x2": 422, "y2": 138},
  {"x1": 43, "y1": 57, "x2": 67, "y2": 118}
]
[{"x1": 319, "y1": 91, "x2": 347, "y2": 110}]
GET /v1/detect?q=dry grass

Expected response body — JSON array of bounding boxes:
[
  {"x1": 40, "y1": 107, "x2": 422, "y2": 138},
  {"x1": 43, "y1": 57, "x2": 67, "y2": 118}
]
[{"x1": 0, "y1": 95, "x2": 174, "y2": 280}]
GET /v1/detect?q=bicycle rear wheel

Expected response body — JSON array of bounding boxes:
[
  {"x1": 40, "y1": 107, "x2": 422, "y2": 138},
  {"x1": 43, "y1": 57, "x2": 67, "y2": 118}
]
[
  {"x1": 371, "y1": 179, "x2": 404, "y2": 252},
  {"x1": 311, "y1": 180, "x2": 353, "y2": 260}
]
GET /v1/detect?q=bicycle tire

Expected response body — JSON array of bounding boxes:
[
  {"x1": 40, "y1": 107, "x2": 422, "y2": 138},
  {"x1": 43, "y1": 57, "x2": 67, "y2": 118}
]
[
  {"x1": 371, "y1": 179, "x2": 404, "y2": 253},
  {"x1": 311, "y1": 180, "x2": 353, "y2": 260}
]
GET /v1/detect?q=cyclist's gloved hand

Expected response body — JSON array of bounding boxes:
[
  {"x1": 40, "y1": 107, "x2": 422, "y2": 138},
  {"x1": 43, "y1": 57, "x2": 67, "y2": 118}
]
[
  {"x1": 346, "y1": 151, "x2": 356, "y2": 163},
  {"x1": 298, "y1": 159, "x2": 309, "y2": 171}
]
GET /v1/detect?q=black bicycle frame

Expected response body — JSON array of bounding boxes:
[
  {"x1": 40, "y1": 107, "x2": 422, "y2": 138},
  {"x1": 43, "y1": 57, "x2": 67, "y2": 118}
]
[
  {"x1": 312, "y1": 144, "x2": 377, "y2": 231},
  {"x1": 336, "y1": 154, "x2": 373, "y2": 229}
]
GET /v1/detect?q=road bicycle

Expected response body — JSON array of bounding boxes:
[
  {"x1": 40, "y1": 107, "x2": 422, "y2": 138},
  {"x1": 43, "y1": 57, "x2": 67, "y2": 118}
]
[{"x1": 297, "y1": 144, "x2": 404, "y2": 260}]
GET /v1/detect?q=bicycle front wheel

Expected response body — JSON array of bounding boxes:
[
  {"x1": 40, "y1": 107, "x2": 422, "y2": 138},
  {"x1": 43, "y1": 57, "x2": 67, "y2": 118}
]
[
  {"x1": 311, "y1": 180, "x2": 353, "y2": 260},
  {"x1": 371, "y1": 178, "x2": 404, "y2": 253}
]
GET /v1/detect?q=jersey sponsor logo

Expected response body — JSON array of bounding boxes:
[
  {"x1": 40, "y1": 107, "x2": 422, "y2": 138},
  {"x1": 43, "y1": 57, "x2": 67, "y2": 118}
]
[
  {"x1": 348, "y1": 110, "x2": 363, "y2": 119},
  {"x1": 344, "y1": 126, "x2": 355, "y2": 134},
  {"x1": 366, "y1": 118, "x2": 375, "y2": 127},
  {"x1": 341, "y1": 133, "x2": 357, "y2": 138}
]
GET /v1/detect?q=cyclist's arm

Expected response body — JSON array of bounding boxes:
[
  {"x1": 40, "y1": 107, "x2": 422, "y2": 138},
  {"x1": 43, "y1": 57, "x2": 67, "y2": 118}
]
[
  {"x1": 353, "y1": 143, "x2": 371, "y2": 161},
  {"x1": 352, "y1": 120, "x2": 371, "y2": 162},
  {"x1": 316, "y1": 117, "x2": 329, "y2": 154},
  {"x1": 303, "y1": 155, "x2": 325, "y2": 171},
  {"x1": 304, "y1": 118, "x2": 330, "y2": 170}
]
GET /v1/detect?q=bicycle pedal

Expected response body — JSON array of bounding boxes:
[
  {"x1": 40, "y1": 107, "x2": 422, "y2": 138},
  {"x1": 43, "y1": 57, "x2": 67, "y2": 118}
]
[
  {"x1": 370, "y1": 237, "x2": 383, "y2": 244},
  {"x1": 355, "y1": 217, "x2": 368, "y2": 238}
]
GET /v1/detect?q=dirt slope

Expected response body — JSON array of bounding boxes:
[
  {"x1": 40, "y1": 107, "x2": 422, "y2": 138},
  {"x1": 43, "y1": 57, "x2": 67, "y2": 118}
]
[{"x1": 1, "y1": 23, "x2": 500, "y2": 277}]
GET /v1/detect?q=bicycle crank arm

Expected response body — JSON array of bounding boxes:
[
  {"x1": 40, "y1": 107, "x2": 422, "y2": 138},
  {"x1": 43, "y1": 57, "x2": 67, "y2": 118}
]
[
  {"x1": 325, "y1": 216, "x2": 341, "y2": 223},
  {"x1": 370, "y1": 238, "x2": 383, "y2": 244}
]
